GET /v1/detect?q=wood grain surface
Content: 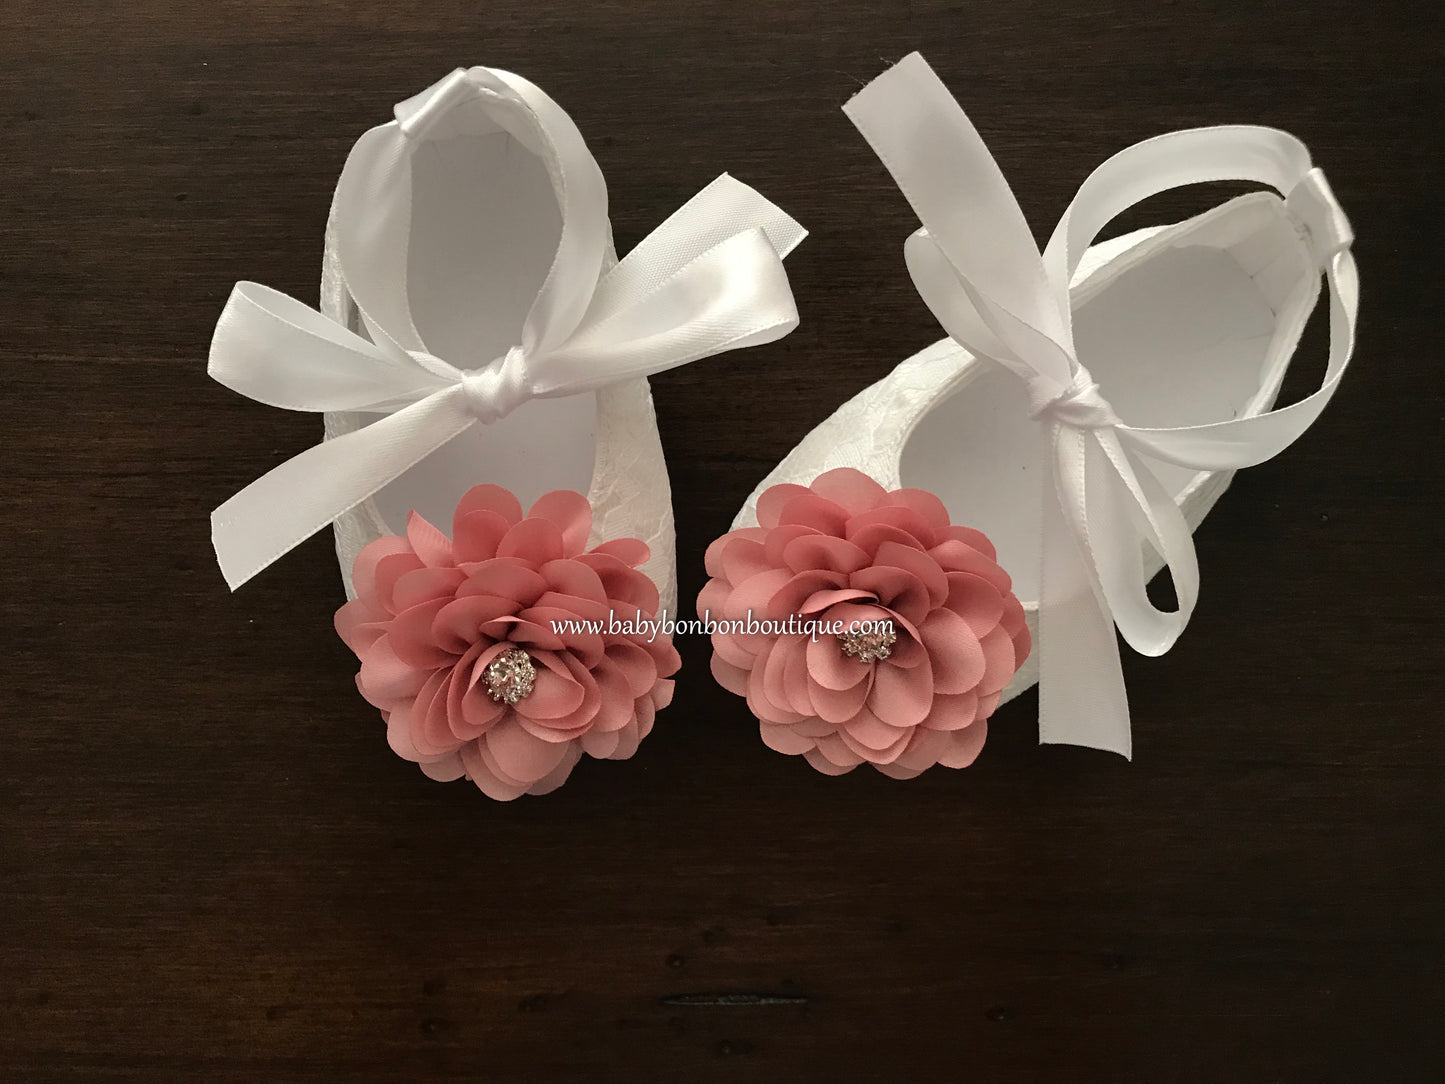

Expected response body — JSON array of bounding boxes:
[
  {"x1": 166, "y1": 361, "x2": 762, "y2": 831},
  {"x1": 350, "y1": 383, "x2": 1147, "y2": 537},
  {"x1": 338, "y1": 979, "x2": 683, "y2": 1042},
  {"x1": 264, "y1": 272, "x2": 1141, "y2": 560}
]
[{"x1": 2, "y1": 1, "x2": 1441, "y2": 1080}]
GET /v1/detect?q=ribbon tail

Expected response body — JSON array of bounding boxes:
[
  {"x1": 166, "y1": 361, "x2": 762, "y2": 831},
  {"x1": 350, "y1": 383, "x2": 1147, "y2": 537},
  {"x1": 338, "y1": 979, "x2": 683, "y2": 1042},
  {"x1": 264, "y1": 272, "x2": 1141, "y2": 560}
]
[
  {"x1": 212, "y1": 391, "x2": 474, "y2": 590},
  {"x1": 1037, "y1": 426, "x2": 1133, "y2": 758},
  {"x1": 843, "y1": 52, "x2": 1075, "y2": 377}
]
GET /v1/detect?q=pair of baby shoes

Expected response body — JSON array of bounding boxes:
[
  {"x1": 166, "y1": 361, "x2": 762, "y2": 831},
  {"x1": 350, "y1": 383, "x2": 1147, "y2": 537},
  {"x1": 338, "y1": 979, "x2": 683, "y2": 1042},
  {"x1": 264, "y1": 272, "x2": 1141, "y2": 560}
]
[{"x1": 209, "y1": 54, "x2": 1356, "y2": 798}]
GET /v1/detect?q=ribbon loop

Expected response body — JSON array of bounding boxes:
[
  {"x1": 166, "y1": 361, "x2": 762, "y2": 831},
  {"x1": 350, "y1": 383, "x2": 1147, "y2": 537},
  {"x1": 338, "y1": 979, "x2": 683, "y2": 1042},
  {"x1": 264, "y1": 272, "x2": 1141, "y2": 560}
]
[
  {"x1": 210, "y1": 69, "x2": 805, "y2": 591},
  {"x1": 846, "y1": 53, "x2": 1356, "y2": 758}
]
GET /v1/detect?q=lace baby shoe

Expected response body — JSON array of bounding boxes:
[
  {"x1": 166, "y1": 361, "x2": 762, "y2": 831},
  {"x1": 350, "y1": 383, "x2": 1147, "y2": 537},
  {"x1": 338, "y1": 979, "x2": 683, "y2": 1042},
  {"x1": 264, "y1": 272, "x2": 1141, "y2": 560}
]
[
  {"x1": 706, "y1": 53, "x2": 1356, "y2": 771},
  {"x1": 209, "y1": 67, "x2": 806, "y2": 798}
]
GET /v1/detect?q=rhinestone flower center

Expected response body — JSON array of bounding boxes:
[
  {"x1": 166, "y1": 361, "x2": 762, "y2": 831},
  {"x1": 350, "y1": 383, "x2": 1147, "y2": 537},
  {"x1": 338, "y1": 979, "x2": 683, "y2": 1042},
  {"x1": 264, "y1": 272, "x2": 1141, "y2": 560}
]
[
  {"x1": 839, "y1": 626, "x2": 897, "y2": 663},
  {"x1": 484, "y1": 646, "x2": 537, "y2": 705}
]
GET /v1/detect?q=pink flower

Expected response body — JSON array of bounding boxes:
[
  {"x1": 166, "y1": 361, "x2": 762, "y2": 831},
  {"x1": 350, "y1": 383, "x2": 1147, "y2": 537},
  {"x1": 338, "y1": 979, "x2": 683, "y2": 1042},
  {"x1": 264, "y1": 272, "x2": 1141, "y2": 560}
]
[
  {"x1": 698, "y1": 468, "x2": 1029, "y2": 778},
  {"x1": 335, "y1": 485, "x2": 679, "y2": 800}
]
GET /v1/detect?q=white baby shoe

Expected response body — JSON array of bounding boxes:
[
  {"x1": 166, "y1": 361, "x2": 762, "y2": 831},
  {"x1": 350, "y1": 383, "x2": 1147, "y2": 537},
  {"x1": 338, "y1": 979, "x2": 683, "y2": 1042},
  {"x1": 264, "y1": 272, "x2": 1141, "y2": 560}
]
[
  {"x1": 717, "y1": 53, "x2": 1355, "y2": 765},
  {"x1": 208, "y1": 67, "x2": 805, "y2": 797}
]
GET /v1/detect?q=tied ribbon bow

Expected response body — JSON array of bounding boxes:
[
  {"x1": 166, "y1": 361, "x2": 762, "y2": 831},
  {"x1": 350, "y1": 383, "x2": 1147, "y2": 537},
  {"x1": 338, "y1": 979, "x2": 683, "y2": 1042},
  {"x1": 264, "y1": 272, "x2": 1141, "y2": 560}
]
[
  {"x1": 210, "y1": 67, "x2": 806, "y2": 590},
  {"x1": 845, "y1": 54, "x2": 1357, "y2": 757}
]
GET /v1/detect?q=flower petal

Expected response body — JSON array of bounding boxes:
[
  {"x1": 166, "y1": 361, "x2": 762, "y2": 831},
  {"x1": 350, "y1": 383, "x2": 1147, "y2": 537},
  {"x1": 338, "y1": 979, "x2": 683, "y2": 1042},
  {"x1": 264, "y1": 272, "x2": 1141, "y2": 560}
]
[
  {"x1": 722, "y1": 567, "x2": 794, "y2": 622},
  {"x1": 844, "y1": 506, "x2": 935, "y2": 551},
  {"x1": 544, "y1": 654, "x2": 604, "y2": 731},
  {"x1": 867, "y1": 657, "x2": 934, "y2": 728},
  {"x1": 454, "y1": 483, "x2": 524, "y2": 528},
  {"x1": 458, "y1": 558, "x2": 548, "y2": 606},
  {"x1": 805, "y1": 632, "x2": 871, "y2": 691},
  {"x1": 588, "y1": 660, "x2": 640, "y2": 733},
  {"x1": 528, "y1": 490, "x2": 593, "y2": 556},
  {"x1": 768, "y1": 568, "x2": 848, "y2": 621},
  {"x1": 705, "y1": 526, "x2": 767, "y2": 578},
  {"x1": 335, "y1": 596, "x2": 389, "y2": 656},
  {"x1": 782, "y1": 534, "x2": 872, "y2": 575},
  {"x1": 938, "y1": 719, "x2": 988, "y2": 768},
  {"x1": 886, "y1": 488, "x2": 952, "y2": 532},
  {"x1": 419, "y1": 752, "x2": 467, "y2": 782},
  {"x1": 498, "y1": 517, "x2": 565, "y2": 564},
  {"x1": 539, "y1": 559, "x2": 607, "y2": 605},
  {"x1": 777, "y1": 492, "x2": 850, "y2": 536},
  {"x1": 453, "y1": 509, "x2": 511, "y2": 563},
  {"x1": 810, "y1": 468, "x2": 889, "y2": 515},
  {"x1": 522, "y1": 744, "x2": 583, "y2": 792},
  {"x1": 746, "y1": 650, "x2": 807, "y2": 725},
  {"x1": 433, "y1": 594, "x2": 516, "y2": 653},
  {"x1": 614, "y1": 712, "x2": 649, "y2": 758},
  {"x1": 810, "y1": 734, "x2": 866, "y2": 770},
  {"x1": 800, "y1": 588, "x2": 876, "y2": 615},
  {"x1": 760, "y1": 721, "x2": 817, "y2": 755},
  {"x1": 944, "y1": 571, "x2": 1005, "y2": 638},
  {"x1": 576, "y1": 553, "x2": 661, "y2": 615},
  {"x1": 456, "y1": 642, "x2": 510, "y2": 734},
  {"x1": 929, "y1": 539, "x2": 1013, "y2": 592},
  {"x1": 385, "y1": 704, "x2": 419, "y2": 761},
  {"x1": 803, "y1": 748, "x2": 859, "y2": 776},
  {"x1": 406, "y1": 510, "x2": 454, "y2": 568},
  {"x1": 459, "y1": 740, "x2": 528, "y2": 801},
  {"x1": 603, "y1": 639, "x2": 661, "y2": 698},
  {"x1": 484, "y1": 718, "x2": 574, "y2": 783},
  {"x1": 409, "y1": 669, "x2": 462, "y2": 757},
  {"x1": 352, "y1": 535, "x2": 415, "y2": 599},
  {"x1": 943, "y1": 523, "x2": 997, "y2": 561},
  {"x1": 872, "y1": 542, "x2": 948, "y2": 609},
  {"x1": 387, "y1": 598, "x2": 456, "y2": 669},
  {"x1": 891, "y1": 727, "x2": 951, "y2": 772},
  {"x1": 391, "y1": 566, "x2": 465, "y2": 612},
  {"x1": 373, "y1": 551, "x2": 426, "y2": 614},
  {"x1": 358, "y1": 634, "x2": 429, "y2": 705},
  {"x1": 920, "y1": 608, "x2": 986, "y2": 694},
  {"x1": 756, "y1": 483, "x2": 813, "y2": 529},
  {"x1": 849, "y1": 565, "x2": 929, "y2": 627},
  {"x1": 580, "y1": 727, "x2": 621, "y2": 759},
  {"x1": 978, "y1": 624, "x2": 1020, "y2": 694},
  {"x1": 710, "y1": 653, "x2": 751, "y2": 696},
  {"x1": 514, "y1": 662, "x2": 587, "y2": 721},
  {"x1": 841, "y1": 707, "x2": 912, "y2": 754},
  {"x1": 847, "y1": 522, "x2": 922, "y2": 560},
  {"x1": 491, "y1": 611, "x2": 568, "y2": 654},
  {"x1": 697, "y1": 574, "x2": 728, "y2": 614},
  {"x1": 920, "y1": 689, "x2": 981, "y2": 731},
  {"x1": 762, "y1": 523, "x2": 820, "y2": 567},
  {"x1": 590, "y1": 536, "x2": 651, "y2": 568},
  {"x1": 759, "y1": 637, "x2": 801, "y2": 719},
  {"x1": 721, "y1": 535, "x2": 772, "y2": 586},
  {"x1": 772, "y1": 635, "x2": 815, "y2": 718},
  {"x1": 809, "y1": 672, "x2": 873, "y2": 724}
]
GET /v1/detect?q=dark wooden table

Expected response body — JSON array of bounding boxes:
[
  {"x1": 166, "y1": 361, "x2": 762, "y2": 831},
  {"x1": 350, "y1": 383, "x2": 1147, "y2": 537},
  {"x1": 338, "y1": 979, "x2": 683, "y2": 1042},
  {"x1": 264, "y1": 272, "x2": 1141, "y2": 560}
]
[{"x1": 3, "y1": 1, "x2": 1441, "y2": 1079}]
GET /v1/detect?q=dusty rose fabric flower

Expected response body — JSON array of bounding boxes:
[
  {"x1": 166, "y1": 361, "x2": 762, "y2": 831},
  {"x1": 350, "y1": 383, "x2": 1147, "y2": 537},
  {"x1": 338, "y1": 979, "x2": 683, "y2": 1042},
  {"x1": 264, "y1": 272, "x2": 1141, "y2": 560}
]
[
  {"x1": 336, "y1": 484, "x2": 679, "y2": 800},
  {"x1": 698, "y1": 468, "x2": 1029, "y2": 778}
]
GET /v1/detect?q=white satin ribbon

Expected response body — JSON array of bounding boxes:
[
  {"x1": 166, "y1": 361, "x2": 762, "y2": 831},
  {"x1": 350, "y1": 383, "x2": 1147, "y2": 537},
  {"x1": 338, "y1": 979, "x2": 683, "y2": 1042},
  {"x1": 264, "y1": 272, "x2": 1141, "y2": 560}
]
[
  {"x1": 211, "y1": 67, "x2": 806, "y2": 590},
  {"x1": 845, "y1": 53, "x2": 1356, "y2": 758}
]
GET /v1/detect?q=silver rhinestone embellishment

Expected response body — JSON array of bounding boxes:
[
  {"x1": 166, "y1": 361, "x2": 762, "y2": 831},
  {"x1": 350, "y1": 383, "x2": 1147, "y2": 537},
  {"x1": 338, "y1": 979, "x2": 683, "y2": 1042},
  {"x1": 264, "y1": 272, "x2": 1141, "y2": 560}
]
[
  {"x1": 840, "y1": 627, "x2": 897, "y2": 663},
  {"x1": 484, "y1": 647, "x2": 537, "y2": 705}
]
